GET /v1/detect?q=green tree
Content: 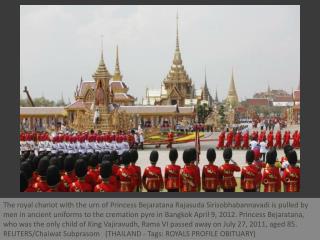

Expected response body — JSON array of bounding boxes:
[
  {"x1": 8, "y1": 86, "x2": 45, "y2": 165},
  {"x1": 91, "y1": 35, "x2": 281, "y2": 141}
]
[
  {"x1": 218, "y1": 105, "x2": 226, "y2": 126},
  {"x1": 32, "y1": 97, "x2": 55, "y2": 107},
  {"x1": 196, "y1": 103, "x2": 211, "y2": 123}
]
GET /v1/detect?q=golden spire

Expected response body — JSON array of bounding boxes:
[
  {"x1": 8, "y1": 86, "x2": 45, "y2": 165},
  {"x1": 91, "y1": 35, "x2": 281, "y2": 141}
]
[
  {"x1": 113, "y1": 45, "x2": 122, "y2": 81},
  {"x1": 93, "y1": 35, "x2": 111, "y2": 79},
  {"x1": 176, "y1": 11, "x2": 179, "y2": 51},
  {"x1": 226, "y1": 68, "x2": 239, "y2": 108},
  {"x1": 100, "y1": 34, "x2": 105, "y2": 65},
  {"x1": 173, "y1": 11, "x2": 182, "y2": 65}
]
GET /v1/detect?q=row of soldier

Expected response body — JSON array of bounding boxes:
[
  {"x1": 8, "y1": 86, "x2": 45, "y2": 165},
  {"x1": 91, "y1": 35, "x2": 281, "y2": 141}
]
[
  {"x1": 20, "y1": 145, "x2": 299, "y2": 192},
  {"x1": 217, "y1": 130, "x2": 300, "y2": 149},
  {"x1": 20, "y1": 130, "x2": 140, "y2": 155}
]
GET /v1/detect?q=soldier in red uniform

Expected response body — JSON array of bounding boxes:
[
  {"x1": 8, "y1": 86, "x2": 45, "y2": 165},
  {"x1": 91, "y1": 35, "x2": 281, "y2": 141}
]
[
  {"x1": 20, "y1": 161, "x2": 36, "y2": 192},
  {"x1": 216, "y1": 131, "x2": 225, "y2": 149},
  {"x1": 46, "y1": 165, "x2": 63, "y2": 192},
  {"x1": 282, "y1": 150, "x2": 300, "y2": 192},
  {"x1": 179, "y1": 149, "x2": 198, "y2": 192},
  {"x1": 109, "y1": 151, "x2": 120, "y2": 191},
  {"x1": 164, "y1": 148, "x2": 181, "y2": 192},
  {"x1": 275, "y1": 130, "x2": 282, "y2": 149},
  {"x1": 241, "y1": 150, "x2": 259, "y2": 192},
  {"x1": 32, "y1": 157, "x2": 50, "y2": 192},
  {"x1": 61, "y1": 155, "x2": 77, "y2": 191},
  {"x1": 167, "y1": 130, "x2": 174, "y2": 148},
  {"x1": 20, "y1": 172, "x2": 28, "y2": 192},
  {"x1": 251, "y1": 131, "x2": 258, "y2": 142},
  {"x1": 282, "y1": 131, "x2": 290, "y2": 147},
  {"x1": 94, "y1": 161, "x2": 116, "y2": 192},
  {"x1": 142, "y1": 150, "x2": 164, "y2": 192},
  {"x1": 189, "y1": 148, "x2": 201, "y2": 192},
  {"x1": 252, "y1": 147, "x2": 266, "y2": 192},
  {"x1": 128, "y1": 149, "x2": 142, "y2": 192},
  {"x1": 202, "y1": 148, "x2": 220, "y2": 192},
  {"x1": 267, "y1": 131, "x2": 274, "y2": 149},
  {"x1": 86, "y1": 153, "x2": 99, "y2": 188},
  {"x1": 69, "y1": 159, "x2": 92, "y2": 192},
  {"x1": 262, "y1": 151, "x2": 281, "y2": 192},
  {"x1": 225, "y1": 131, "x2": 233, "y2": 148},
  {"x1": 258, "y1": 131, "x2": 265, "y2": 143},
  {"x1": 116, "y1": 151, "x2": 135, "y2": 192},
  {"x1": 234, "y1": 131, "x2": 242, "y2": 149},
  {"x1": 242, "y1": 131, "x2": 249, "y2": 149},
  {"x1": 292, "y1": 130, "x2": 300, "y2": 149},
  {"x1": 219, "y1": 148, "x2": 240, "y2": 192}
]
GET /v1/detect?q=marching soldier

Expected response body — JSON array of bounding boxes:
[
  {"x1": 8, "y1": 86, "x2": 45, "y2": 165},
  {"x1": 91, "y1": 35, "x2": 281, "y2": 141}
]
[
  {"x1": 282, "y1": 150, "x2": 300, "y2": 192},
  {"x1": 219, "y1": 148, "x2": 240, "y2": 192},
  {"x1": 225, "y1": 131, "x2": 233, "y2": 148},
  {"x1": 128, "y1": 149, "x2": 142, "y2": 192},
  {"x1": 116, "y1": 151, "x2": 135, "y2": 192},
  {"x1": 241, "y1": 150, "x2": 259, "y2": 192},
  {"x1": 179, "y1": 149, "x2": 197, "y2": 192},
  {"x1": 86, "y1": 153, "x2": 99, "y2": 188},
  {"x1": 20, "y1": 161, "x2": 35, "y2": 192},
  {"x1": 282, "y1": 131, "x2": 290, "y2": 147},
  {"x1": 267, "y1": 131, "x2": 274, "y2": 149},
  {"x1": 242, "y1": 130, "x2": 249, "y2": 149},
  {"x1": 142, "y1": 150, "x2": 164, "y2": 192},
  {"x1": 292, "y1": 130, "x2": 300, "y2": 149},
  {"x1": 69, "y1": 159, "x2": 92, "y2": 192},
  {"x1": 202, "y1": 148, "x2": 220, "y2": 192},
  {"x1": 46, "y1": 165, "x2": 63, "y2": 192},
  {"x1": 216, "y1": 131, "x2": 225, "y2": 150},
  {"x1": 94, "y1": 161, "x2": 116, "y2": 192},
  {"x1": 262, "y1": 151, "x2": 281, "y2": 192},
  {"x1": 252, "y1": 147, "x2": 266, "y2": 191},
  {"x1": 167, "y1": 130, "x2": 174, "y2": 149},
  {"x1": 234, "y1": 131, "x2": 242, "y2": 149},
  {"x1": 164, "y1": 148, "x2": 181, "y2": 192},
  {"x1": 275, "y1": 130, "x2": 282, "y2": 149},
  {"x1": 32, "y1": 156, "x2": 50, "y2": 192},
  {"x1": 189, "y1": 148, "x2": 201, "y2": 192},
  {"x1": 61, "y1": 155, "x2": 77, "y2": 190}
]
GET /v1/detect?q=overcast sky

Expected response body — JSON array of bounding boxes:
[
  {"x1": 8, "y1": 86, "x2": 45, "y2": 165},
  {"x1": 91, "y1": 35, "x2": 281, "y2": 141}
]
[{"x1": 20, "y1": 5, "x2": 300, "y2": 103}]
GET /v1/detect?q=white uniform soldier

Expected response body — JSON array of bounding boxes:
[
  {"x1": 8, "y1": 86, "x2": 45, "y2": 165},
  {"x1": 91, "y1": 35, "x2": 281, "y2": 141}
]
[
  {"x1": 78, "y1": 136, "x2": 87, "y2": 154},
  {"x1": 51, "y1": 136, "x2": 58, "y2": 154},
  {"x1": 95, "y1": 136, "x2": 104, "y2": 153},
  {"x1": 44, "y1": 135, "x2": 52, "y2": 153},
  {"x1": 87, "y1": 135, "x2": 95, "y2": 154},
  {"x1": 115, "y1": 136, "x2": 124, "y2": 155},
  {"x1": 102, "y1": 138, "x2": 110, "y2": 153}
]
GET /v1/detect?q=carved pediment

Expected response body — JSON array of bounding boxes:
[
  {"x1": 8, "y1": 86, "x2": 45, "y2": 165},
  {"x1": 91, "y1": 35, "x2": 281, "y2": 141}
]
[
  {"x1": 84, "y1": 89, "x2": 95, "y2": 103},
  {"x1": 168, "y1": 86, "x2": 182, "y2": 99}
]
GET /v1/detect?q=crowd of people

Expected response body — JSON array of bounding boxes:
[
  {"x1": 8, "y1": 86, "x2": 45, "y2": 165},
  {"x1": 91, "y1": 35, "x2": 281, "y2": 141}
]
[
  {"x1": 216, "y1": 129, "x2": 300, "y2": 150},
  {"x1": 20, "y1": 143, "x2": 300, "y2": 193}
]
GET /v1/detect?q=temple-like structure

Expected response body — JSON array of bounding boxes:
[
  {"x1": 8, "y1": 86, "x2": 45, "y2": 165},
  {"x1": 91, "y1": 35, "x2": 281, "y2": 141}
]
[
  {"x1": 142, "y1": 14, "x2": 214, "y2": 108},
  {"x1": 64, "y1": 48, "x2": 133, "y2": 132}
]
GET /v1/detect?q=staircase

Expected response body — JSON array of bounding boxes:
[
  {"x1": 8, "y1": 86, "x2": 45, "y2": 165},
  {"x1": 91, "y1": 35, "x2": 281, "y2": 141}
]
[{"x1": 86, "y1": 106, "x2": 112, "y2": 133}]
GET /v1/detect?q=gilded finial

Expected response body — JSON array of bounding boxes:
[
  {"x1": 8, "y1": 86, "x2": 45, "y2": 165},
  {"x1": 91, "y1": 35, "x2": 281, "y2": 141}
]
[
  {"x1": 100, "y1": 34, "x2": 104, "y2": 61},
  {"x1": 176, "y1": 11, "x2": 179, "y2": 51},
  {"x1": 113, "y1": 45, "x2": 122, "y2": 81}
]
